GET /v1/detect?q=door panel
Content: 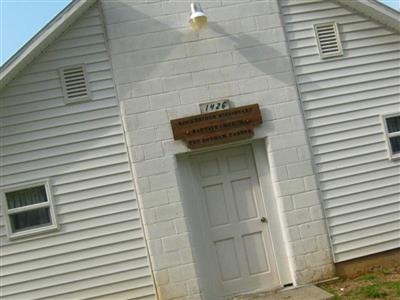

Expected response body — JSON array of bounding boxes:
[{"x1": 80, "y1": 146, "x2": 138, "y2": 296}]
[{"x1": 190, "y1": 145, "x2": 281, "y2": 298}]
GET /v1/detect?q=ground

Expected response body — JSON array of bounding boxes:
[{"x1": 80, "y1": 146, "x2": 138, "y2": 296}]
[{"x1": 318, "y1": 266, "x2": 400, "y2": 300}]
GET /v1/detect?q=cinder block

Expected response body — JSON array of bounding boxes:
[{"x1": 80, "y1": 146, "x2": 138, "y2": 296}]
[
  {"x1": 135, "y1": 157, "x2": 175, "y2": 177},
  {"x1": 147, "y1": 220, "x2": 176, "y2": 239},
  {"x1": 269, "y1": 131, "x2": 308, "y2": 151},
  {"x1": 238, "y1": 76, "x2": 269, "y2": 94},
  {"x1": 186, "y1": 279, "x2": 201, "y2": 296},
  {"x1": 175, "y1": 56, "x2": 205, "y2": 74},
  {"x1": 293, "y1": 190, "x2": 320, "y2": 209},
  {"x1": 169, "y1": 264, "x2": 197, "y2": 282},
  {"x1": 192, "y1": 69, "x2": 223, "y2": 86},
  {"x1": 274, "y1": 101, "x2": 301, "y2": 119},
  {"x1": 256, "y1": 14, "x2": 281, "y2": 30},
  {"x1": 277, "y1": 178, "x2": 305, "y2": 196},
  {"x1": 280, "y1": 196, "x2": 294, "y2": 211},
  {"x1": 141, "y1": 190, "x2": 169, "y2": 208},
  {"x1": 310, "y1": 205, "x2": 324, "y2": 220},
  {"x1": 148, "y1": 239, "x2": 164, "y2": 256},
  {"x1": 285, "y1": 208, "x2": 311, "y2": 226},
  {"x1": 304, "y1": 175, "x2": 318, "y2": 191},
  {"x1": 297, "y1": 145, "x2": 311, "y2": 161},
  {"x1": 287, "y1": 160, "x2": 314, "y2": 178},
  {"x1": 203, "y1": 52, "x2": 234, "y2": 69},
  {"x1": 158, "y1": 282, "x2": 188, "y2": 299},
  {"x1": 163, "y1": 74, "x2": 193, "y2": 93},
  {"x1": 185, "y1": 39, "x2": 217, "y2": 57},
  {"x1": 167, "y1": 104, "x2": 199, "y2": 119},
  {"x1": 153, "y1": 252, "x2": 181, "y2": 270},
  {"x1": 163, "y1": 233, "x2": 191, "y2": 252},
  {"x1": 143, "y1": 142, "x2": 164, "y2": 160},
  {"x1": 154, "y1": 269, "x2": 169, "y2": 285},
  {"x1": 305, "y1": 250, "x2": 332, "y2": 267},
  {"x1": 142, "y1": 208, "x2": 157, "y2": 225},
  {"x1": 129, "y1": 146, "x2": 145, "y2": 162},
  {"x1": 125, "y1": 128, "x2": 156, "y2": 146},
  {"x1": 208, "y1": 81, "x2": 240, "y2": 98},
  {"x1": 124, "y1": 96, "x2": 150, "y2": 114},
  {"x1": 149, "y1": 172, "x2": 178, "y2": 191},
  {"x1": 299, "y1": 220, "x2": 327, "y2": 238},
  {"x1": 269, "y1": 148, "x2": 299, "y2": 167},
  {"x1": 291, "y1": 238, "x2": 317, "y2": 256},
  {"x1": 287, "y1": 226, "x2": 301, "y2": 242},
  {"x1": 268, "y1": 118, "x2": 294, "y2": 136},
  {"x1": 137, "y1": 110, "x2": 169, "y2": 128},
  {"x1": 270, "y1": 166, "x2": 289, "y2": 182},
  {"x1": 150, "y1": 92, "x2": 180, "y2": 109},
  {"x1": 180, "y1": 86, "x2": 209, "y2": 104},
  {"x1": 156, "y1": 202, "x2": 185, "y2": 222},
  {"x1": 132, "y1": 78, "x2": 163, "y2": 97}
]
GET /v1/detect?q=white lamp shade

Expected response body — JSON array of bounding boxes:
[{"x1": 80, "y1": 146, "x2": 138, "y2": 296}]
[{"x1": 189, "y1": 2, "x2": 207, "y2": 29}]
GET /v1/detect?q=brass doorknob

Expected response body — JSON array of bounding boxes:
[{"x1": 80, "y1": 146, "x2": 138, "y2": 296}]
[{"x1": 260, "y1": 217, "x2": 267, "y2": 223}]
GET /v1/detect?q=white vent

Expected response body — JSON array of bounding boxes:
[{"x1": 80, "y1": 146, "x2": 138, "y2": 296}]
[
  {"x1": 60, "y1": 65, "x2": 90, "y2": 103},
  {"x1": 314, "y1": 22, "x2": 343, "y2": 59}
]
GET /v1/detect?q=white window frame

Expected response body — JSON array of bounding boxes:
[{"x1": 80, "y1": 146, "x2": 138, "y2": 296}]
[
  {"x1": 381, "y1": 113, "x2": 400, "y2": 160},
  {"x1": 1, "y1": 180, "x2": 58, "y2": 240}
]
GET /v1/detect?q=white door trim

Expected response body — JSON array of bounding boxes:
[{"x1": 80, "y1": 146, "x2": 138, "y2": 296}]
[
  {"x1": 252, "y1": 139, "x2": 293, "y2": 285},
  {"x1": 176, "y1": 139, "x2": 292, "y2": 299}
]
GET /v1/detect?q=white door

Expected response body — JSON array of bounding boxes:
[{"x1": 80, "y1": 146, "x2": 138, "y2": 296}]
[{"x1": 190, "y1": 145, "x2": 281, "y2": 298}]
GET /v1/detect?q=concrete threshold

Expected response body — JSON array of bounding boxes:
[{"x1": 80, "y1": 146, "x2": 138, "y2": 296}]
[{"x1": 229, "y1": 285, "x2": 333, "y2": 300}]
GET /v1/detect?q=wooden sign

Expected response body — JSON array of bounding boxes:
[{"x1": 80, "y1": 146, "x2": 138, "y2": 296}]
[{"x1": 170, "y1": 104, "x2": 262, "y2": 149}]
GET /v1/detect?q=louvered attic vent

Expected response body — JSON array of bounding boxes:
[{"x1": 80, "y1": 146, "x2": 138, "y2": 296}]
[
  {"x1": 60, "y1": 65, "x2": 90, "y2": 103},
  {"x1": 314, "y1": 22, "x2": 343, "y2": 59}
]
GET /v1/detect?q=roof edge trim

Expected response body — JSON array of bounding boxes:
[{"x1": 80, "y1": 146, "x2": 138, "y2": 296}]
[
  {"x1": 0, "y1": 0, "x2": 97, "y2": 88},
  {"x1": 336, "y1": 0, "x2": 400, "y2": 32}
]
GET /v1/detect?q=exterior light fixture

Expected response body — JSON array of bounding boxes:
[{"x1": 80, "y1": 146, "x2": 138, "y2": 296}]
[{"x1": 189, "y1": 2, "x2": 207, "y2": 29}]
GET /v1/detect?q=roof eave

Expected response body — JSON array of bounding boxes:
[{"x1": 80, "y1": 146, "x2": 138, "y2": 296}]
[
  {"x1": 0, "y1": 0, "x2": 97, "y2": 89},
  {"x1": 336, "y1": 0, "x2": 400, "y2": 32}
]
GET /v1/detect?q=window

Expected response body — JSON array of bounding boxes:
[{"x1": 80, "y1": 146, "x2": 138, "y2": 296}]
[
  {"x1": 1, "y1": 180, "x2": 58, "y2": 239},
  {"x1": 60, "y1": 65, "x2": 91, "y2": 104},
  {"x1": 314, "y1": 22, "x2": 343, "y2": 59},
  {"x1": 382, "y1": 114, "x2": 400, "y2": 160}
]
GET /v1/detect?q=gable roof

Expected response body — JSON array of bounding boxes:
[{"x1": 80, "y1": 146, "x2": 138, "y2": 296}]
[
  {"x1": 0, "y1": 0, "x2": 97, "y2": 88},
  {"x1": 0, "y1": 0, "x2": 398, "y2": 89},
  {"x1": 336, "y1": 0, "x2": 400, "y2": 32}
]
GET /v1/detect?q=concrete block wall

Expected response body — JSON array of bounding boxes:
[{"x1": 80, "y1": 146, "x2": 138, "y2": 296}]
[{"x1": 100, "y1": 0, "x2": 335, "y2": 298}]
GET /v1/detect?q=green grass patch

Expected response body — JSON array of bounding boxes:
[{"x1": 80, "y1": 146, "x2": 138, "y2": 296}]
[
  {"x1": 357, "y1": 274, "x2": 377, "y2": 281},
  {"x1": 381, "y1": 268, "x2": 393, "y2": 275},
  {"x1": 383, "y1": 281, "x2": 400, "y2": 297},
  {"x1": 356, "y1": 284, "x2": 387, "y2": 298}
]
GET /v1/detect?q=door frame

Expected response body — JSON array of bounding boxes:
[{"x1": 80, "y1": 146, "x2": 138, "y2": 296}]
[{"x1": 176, "y1": 139, "x2": 292, "y2": 299}]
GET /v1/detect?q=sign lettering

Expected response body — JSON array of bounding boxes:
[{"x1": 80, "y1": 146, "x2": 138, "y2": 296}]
[{"x1": 170, "y1": 104, "x2": 262, "y2": 149}]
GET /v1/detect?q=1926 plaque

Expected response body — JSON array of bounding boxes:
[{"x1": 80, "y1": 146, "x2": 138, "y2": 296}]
[{"x1": 170, "y1": 104, "x2": 262, "y2": 149}]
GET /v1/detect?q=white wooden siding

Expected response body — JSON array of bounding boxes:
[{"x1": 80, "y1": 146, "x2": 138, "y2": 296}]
[
  {"x1": 280, "y1": 0, "x2": 400, "y2": 262},
  {"x1": 0, "y1": 3, "x2": 155, "y2": 299}
]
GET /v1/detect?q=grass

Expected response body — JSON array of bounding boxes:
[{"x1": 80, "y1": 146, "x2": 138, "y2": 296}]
[{"x1": 318, "y1": 266, "x2": 400, "y2": 300}]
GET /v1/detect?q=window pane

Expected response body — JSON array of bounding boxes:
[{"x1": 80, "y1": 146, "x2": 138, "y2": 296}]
[
  {"x1": 9, "y1": 207, "x2": 51, "y2": 232},
  {"x1": 389, "y1": 136, "x2": 400, "y2": 155},
  {"x1": 6, "y1": 186, "x2": 47, "y2": 209},
  {"x1": 386, "y1": 116, "x2": 400, "y2": 133}
]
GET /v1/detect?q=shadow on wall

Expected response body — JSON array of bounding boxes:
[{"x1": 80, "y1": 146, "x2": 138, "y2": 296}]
[
  {"x1": 102, "y1": 0, "x2": 298, "y2": 296},
  {"x1": 105, "y1": 1, "x2": 295, "y2": 105}
]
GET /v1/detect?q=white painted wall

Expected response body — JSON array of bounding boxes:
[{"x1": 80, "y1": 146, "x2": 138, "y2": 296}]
[
  {"x1": 280, "y1": 0, "x2": 400, "y2": 262},
  {"x1": 102, "y1": 0, "x2": 335, "y2": 298},
  {"x1": 0, "y1": 3, "x2": 155, "y2": 299}
]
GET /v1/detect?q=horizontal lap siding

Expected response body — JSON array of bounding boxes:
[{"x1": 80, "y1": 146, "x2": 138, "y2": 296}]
[
  {"x1": 281, "y1": 0, "x2": 400, "y2": 262},
  {"x1": 0, "y1": 4, "x2": 155, "y2": 299}
]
